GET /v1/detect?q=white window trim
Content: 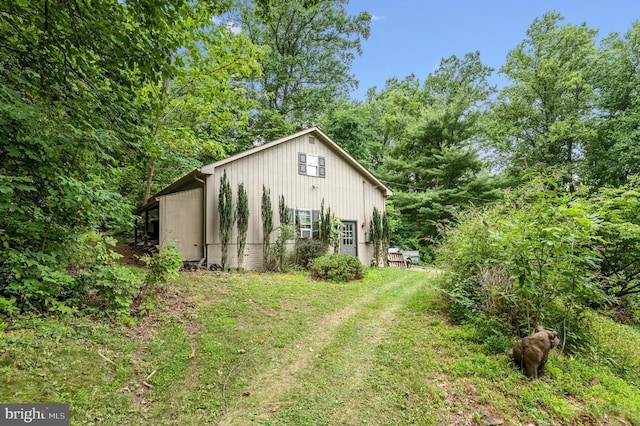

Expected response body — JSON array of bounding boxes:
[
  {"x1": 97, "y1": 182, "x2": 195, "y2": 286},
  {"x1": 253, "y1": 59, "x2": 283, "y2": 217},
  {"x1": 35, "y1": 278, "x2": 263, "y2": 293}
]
[{"x1": 297, "y1": 208, "x2": 312, "y2": 239}]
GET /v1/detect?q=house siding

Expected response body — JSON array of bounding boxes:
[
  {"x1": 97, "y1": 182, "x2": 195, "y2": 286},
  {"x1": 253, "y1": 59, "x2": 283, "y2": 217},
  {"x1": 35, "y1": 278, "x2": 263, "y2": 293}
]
[
  {"x1": 158, "y1": 187, "x2": 203, "y2": 262},
  {"x1": 204, "y1": 133, "x2": 386, "y2": 270}
]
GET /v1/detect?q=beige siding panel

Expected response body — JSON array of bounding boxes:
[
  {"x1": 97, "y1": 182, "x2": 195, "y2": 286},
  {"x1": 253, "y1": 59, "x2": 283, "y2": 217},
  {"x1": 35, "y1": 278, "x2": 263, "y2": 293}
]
[
  {"x1": 205, "y1": 133, "x2": 388, "y2": 269},
  {"x1": 158, "y1": 187, "x2": 203, "y2": 261}
]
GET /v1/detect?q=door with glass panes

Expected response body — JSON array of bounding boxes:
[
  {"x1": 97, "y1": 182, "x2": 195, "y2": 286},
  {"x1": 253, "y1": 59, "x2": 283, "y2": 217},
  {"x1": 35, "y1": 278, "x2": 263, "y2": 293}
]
[{"x1": 339, "y1": 221, "x2": 357, "y2": 257}]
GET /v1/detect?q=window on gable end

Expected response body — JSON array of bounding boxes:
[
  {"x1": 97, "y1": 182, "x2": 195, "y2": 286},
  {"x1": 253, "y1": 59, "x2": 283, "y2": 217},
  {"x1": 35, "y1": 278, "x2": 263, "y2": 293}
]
[{"x1": 298, "y1": 152, "x2": 326, "y2": 178}]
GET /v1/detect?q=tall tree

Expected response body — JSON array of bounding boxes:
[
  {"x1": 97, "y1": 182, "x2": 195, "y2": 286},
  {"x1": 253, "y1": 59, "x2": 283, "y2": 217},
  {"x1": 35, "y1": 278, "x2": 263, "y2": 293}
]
[
  {"x1": 582, "y1": 22, "x2": 640, "y2": 187},
  {"x1": 319, "y1": 75, "x2": 422, "y2": 171},
  {"x1": 140, "y1": 7, "x2": 263, "y2": 204},
  {"x1": 488, "y1": 12, "x2": 598, "y2": 172},
  {"x1": 231, "y1": 0, "x2": 371, "y2": 145},
  {"x1": 0, "y1": 0, "x2": 195, "y2": 307},
  {"x1": 382, "y1": 53, "x2": 500, "y2": 255}
]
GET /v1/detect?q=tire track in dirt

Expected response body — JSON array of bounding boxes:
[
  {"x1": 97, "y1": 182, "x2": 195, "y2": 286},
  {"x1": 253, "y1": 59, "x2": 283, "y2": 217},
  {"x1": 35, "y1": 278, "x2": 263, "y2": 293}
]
[{"x1": 219, "y1": 273, "x2": 425, "y2": 425}]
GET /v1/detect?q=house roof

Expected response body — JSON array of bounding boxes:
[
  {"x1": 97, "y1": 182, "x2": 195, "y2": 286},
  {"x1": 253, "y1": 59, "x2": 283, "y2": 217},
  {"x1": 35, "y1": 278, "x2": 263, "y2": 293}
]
[
  {"x1": 134, "y1": 126, "x2": 393, "y2": 215},
  {"x1": 133, "y1": 169, "x2": 208, "y2": 215}
]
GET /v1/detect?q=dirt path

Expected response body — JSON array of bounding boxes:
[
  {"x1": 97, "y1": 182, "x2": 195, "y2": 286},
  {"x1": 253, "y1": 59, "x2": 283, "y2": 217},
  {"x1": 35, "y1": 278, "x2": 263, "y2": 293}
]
[{"x1": 219, "y1": 273, "x2": 425, "y2": 425}]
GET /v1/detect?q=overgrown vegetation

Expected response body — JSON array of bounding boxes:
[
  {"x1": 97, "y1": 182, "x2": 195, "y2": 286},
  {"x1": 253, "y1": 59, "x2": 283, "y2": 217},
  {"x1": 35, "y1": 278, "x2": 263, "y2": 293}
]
[
  {"x1": 433, "y1": 169, "x2": 640, "y2": 354},
  {"x1": 1, "y1": 232, "x2": 181, "y2": 319},
  {"x1": 293, "y1": 239, "x2": 327, "y2": 269}
]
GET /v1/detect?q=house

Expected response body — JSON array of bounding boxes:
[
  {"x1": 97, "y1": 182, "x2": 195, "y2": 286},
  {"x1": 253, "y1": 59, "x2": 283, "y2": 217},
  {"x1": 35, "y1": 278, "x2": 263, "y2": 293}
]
[{"x1": 134, "y1": 127, "x2": 393, "y2": 270}]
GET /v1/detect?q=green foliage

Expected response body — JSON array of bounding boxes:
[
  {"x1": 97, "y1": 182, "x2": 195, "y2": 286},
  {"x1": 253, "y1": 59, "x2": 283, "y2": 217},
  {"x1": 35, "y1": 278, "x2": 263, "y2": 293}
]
[
  {"x1": 436, "y1": 170, "x2": 603, "y2": 342},
  {"x1": 377, "y1": 53, "x2": 502, "y2": 257},
  {"x1": 139, "y1": 2, "x2": 264, "y2": 203},
  {"x1": 279, "y1": 195, "x2": 290, "y2": 226},
  {"x1": 218, "y1": 170, "x2": 235, "y2": 269},
  {"x1": 382, "y1": 211, "x2": 391, "y2": 267},
  {"x1": 266, "y1": 195, "x2": 295, "y2": 271},
  {"x1": 318, "y1": 199, "x2": 343, "y2": 252},
  {"x1": 268, "y1": 225, "x2": 296, "y2": 272},
  {"x1": 293, "y1": 239, "x2": 328, "y2": 269},
  {"x1": 261, "y1": 185, "x2": 274, "y2": 270},
  {"x1": 1, "y1": 231, "x2": 180, "y2": 317},
  {"x1": 369, "y1": 207, "x2": 383, "y2": 267},
  {"x1": 488, "y1": 12, "x2": 597, "y2": 170},
  {"x1": 236, "y1": 183, "x2": 250, "y2": 270},
  {"x1": 137, "y1": 246, "x2": 182, "y2": 313},
  {"x1": 581, "y1": 22, "x2": 640, "y2": 187},
  {"x1": 233, "y1": 0, "x2": 371, "y2": 139},
  {"x1": 0, "y1": 0, "x2": 229, "y2": 313},
  {"x1": 585, "y1": 178, "x2": 640, "y2": 302},
  {"x1": 66, "y1": 233, "x2": 139, "y2": 316},
  {"x1": 309, "y1": 254, "x2": 364, "y2": 282}
]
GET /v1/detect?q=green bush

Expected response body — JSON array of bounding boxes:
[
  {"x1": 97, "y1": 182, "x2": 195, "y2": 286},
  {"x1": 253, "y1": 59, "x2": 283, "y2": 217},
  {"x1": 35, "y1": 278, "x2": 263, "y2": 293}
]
[
  {"x1": 293, "y1": 238, "x2": 327, "y2": 268},
  {"x1": 435, "y1": 170, "x2": 603, "y2": 345},
  {"x1": 309, "y1": 253, "x2": 364, "y2": 282}
]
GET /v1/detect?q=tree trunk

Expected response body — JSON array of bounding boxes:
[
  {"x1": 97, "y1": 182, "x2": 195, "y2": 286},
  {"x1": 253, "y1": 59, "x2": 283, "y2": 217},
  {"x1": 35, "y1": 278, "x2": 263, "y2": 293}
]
[{"x1": 143, "y1": 160, "x2": 155, "y2": 205}]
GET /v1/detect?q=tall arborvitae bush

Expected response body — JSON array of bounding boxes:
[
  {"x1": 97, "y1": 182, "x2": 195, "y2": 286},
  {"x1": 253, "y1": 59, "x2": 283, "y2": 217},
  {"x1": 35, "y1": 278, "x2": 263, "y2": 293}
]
[
  {"x1": 235, "y1": 183, "x2": 249, "y2": 271},
  {"x1": 369, "y1": 207, "x2": 383, "y2": 267},
  {"x1": 261, "y1": 185, "x2": 273, "y2": 270},
  {"x1": 218, "y1": 170, "x2": 234, "y2": 270},
  {"x1": 382, "y1": 210, "x2": 390, "y2": 267}
]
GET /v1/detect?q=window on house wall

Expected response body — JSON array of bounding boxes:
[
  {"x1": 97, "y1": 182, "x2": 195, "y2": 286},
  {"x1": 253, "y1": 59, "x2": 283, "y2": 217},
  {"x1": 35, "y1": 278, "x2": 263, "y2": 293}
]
[
  {"x1": 289, "y1": 208, "x2": 320, "y2": 239},
  {"x1": 298, "y1": 153, "x2": 326, "y2": 177},
  {"x1": 297, "y1": 209, "x2": 312, "y2": 238}
]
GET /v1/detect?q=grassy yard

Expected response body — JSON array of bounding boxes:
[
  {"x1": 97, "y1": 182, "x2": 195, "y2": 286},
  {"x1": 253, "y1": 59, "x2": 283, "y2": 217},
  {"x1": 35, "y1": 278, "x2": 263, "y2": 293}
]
[{"x1": 1, "y1": 268, "x2": 639, "y2": 425}]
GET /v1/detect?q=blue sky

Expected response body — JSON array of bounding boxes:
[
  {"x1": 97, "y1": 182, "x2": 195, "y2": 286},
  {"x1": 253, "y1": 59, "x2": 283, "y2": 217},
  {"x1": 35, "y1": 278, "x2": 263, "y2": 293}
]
[{"x1": 344, "y1": 0, "x2": 640, "y2": 99}]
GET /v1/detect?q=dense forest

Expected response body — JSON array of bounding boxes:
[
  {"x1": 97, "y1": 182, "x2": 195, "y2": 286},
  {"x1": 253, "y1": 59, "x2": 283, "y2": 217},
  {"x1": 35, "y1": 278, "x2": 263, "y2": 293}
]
[{"x1": 2, "y1": 0, "x2": 640, "y2": 334}]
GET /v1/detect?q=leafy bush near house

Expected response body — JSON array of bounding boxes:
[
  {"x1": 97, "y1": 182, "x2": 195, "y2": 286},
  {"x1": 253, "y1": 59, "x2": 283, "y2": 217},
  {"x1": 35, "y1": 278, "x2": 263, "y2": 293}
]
[
  {"x1": 309, "y1": 253, "x2": 364, "y2": 282},
  {"x1": 293, "y1": 238, "x2": 327, "y2": 268}
]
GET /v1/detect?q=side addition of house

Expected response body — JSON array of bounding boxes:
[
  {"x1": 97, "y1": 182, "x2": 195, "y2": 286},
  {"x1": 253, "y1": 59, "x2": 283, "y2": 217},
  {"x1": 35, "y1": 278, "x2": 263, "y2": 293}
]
[{"x1": 134, "y1": 127, "x2": 393, "y2": 270}]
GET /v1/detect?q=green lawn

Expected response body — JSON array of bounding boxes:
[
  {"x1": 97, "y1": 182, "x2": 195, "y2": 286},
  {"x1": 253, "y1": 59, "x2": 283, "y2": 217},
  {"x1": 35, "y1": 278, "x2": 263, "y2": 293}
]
[{"x1": 1, "y1": 268, "x2": 639, "y2": 425}]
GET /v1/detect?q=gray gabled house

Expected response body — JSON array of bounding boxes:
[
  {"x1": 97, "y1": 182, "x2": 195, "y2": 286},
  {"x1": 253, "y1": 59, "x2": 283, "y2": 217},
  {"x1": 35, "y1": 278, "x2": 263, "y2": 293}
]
[{"x1": 134, "y1": 127, "x2": 393, "y2": 270}]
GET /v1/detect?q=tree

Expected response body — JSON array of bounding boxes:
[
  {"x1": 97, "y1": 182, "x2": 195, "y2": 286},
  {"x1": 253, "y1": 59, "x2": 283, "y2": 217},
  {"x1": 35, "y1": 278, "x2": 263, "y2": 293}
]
[
  {"x1": 581, "y1": 22, "x2": 640, "y2": 187},
  {"x1": 140, "y1": 7, "x2": 264, "y2": 204},
  {"x1": 381, "y1": 53, "x2": 500, "y2": 256},
  {"x1": 488, "y1": 12, "x2": 598, "y2": 172},
  {"x1": 586, "y1": 177, "x2": 640, "y2": 300},
  {"x1": 231, "y1": 0, "x2": 371, "y2": 143},
  {"x1": 218, "y1": 170, "x2": 235, "y2": 270},
  {"x1": 319, "y1": 75, "x2": 422, "y2": 171},
  {"x1": 272, "y1": 194, "x2": 294, "y2": 271},
  {"x1": 236, "y1": 183, "x2": 250, "y2": 270},
  {"x1": 0, "y1": 0, "x2": 196, "y2": 310}
]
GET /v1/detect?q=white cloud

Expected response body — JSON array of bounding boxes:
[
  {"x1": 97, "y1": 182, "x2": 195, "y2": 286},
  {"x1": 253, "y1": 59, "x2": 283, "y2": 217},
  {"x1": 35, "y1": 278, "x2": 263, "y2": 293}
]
[{"x1": 371, "y1": 14, "x2": 385, "y2": 21}]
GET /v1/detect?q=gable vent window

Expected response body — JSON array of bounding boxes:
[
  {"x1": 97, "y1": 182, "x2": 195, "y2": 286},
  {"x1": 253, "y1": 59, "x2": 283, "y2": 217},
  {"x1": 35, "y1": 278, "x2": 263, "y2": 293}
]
[{"x1": 298, "y1": 152, "x2": 326, "y2": 177}]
